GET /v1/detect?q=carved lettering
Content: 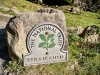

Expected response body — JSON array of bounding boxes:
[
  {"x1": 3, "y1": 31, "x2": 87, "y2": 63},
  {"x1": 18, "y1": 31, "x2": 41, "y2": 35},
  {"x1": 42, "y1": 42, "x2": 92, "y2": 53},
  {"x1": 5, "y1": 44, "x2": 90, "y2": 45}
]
[
  {"x1": 57, "y1": 32, "x2": 63, "y2": 46},
  {"x1": 30, "y1": 39, "x2": 35, "y2": 48},
  {"x1": 26, "y1": 55, "x2": 64, "y2": 62},
  {"x1": 32, "y1": 25, "x2": 57, "y2": 37}
]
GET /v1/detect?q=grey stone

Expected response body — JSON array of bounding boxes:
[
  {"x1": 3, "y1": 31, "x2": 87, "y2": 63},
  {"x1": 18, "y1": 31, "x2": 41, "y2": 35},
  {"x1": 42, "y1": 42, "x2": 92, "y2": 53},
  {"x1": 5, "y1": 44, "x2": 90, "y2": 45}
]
[
  {"x1": 79, "y1": 25, "x2": 100, "y2": 43},
  {"x1": 3, "y1": 70, "x2": 8, "y2": 75},
  {"x1": 77, "y1": 26, "x2": 84, "y2": 35},
  {"x1": 3, "y1": 7, "x2": 10, "y2": 11},
  {"x1": 6, "y1": 8, "x2": 68, "y2": 60},
  {"x1": 67, "y1": 26, "x2": 84, "y2": 35},
  {"x1": 0, "y1": 6, "x2": 10, "y2": 11}
]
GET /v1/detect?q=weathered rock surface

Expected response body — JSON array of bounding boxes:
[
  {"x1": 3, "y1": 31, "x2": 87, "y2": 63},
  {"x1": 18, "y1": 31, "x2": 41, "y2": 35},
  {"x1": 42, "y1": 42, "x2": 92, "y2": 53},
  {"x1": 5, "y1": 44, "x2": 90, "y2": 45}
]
[
  {"x1": 79, "y1": 25, "x2": 100, "y2": 43},
  {"x1": 67, "y1": 26, "x2": 84, "y2": 35},
  {"x1": 6, "y1": 8, "x2": 68, "y2": 60}
]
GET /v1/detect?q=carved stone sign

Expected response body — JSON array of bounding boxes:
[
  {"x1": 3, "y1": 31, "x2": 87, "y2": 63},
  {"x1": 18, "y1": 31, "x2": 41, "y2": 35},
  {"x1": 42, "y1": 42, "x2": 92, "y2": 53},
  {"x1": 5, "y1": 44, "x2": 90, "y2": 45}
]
[{"x1": 23, "y1": 23, "x2": 68, "y2": 66}]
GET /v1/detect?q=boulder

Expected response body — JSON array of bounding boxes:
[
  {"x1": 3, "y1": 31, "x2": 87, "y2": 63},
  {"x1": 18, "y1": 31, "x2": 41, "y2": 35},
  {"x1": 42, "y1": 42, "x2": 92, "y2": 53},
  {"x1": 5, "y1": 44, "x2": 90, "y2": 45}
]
[
  {"x1": 79, "y1": 25, "x2": 100, "y2": 43},
  {"x1": 6, "y1": 8, "x2": 68, "y2": 60}
]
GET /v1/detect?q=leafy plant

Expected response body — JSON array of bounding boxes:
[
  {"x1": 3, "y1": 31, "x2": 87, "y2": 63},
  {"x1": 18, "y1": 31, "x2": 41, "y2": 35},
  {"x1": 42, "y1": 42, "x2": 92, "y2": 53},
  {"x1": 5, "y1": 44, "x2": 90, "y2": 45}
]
[
  {"x1": 38, "y1": 32, "x2": 55, "y2": 50},
  {"x1": 5, "y1": 60, "x2": 27, "y2": 74},
  {"x1": 67, "y1": 27, "x2": 100, "y2": 74},
  {"x1": 96, "y1": 26, "x2": 100, "y2": 34}
]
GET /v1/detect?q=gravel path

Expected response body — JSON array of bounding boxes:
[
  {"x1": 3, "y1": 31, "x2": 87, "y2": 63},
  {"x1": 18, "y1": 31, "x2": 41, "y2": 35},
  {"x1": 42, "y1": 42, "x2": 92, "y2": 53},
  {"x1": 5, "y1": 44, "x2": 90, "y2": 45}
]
[{"x1": 0, "y1": 13, "x2": 12, "y2": 75}]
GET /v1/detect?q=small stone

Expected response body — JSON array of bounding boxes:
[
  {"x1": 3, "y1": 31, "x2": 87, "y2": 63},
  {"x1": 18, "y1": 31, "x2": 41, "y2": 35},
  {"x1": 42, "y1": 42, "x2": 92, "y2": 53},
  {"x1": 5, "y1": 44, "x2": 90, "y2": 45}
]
[
  {"x1": 3, "y1": 70, "x2": 8, "y2": 75},
  {"x1": 98, "y1": 15, "x2": 100, "y2": 19},
  {"x1": 77, "y1": 26, "x2": 84, "y2": 35},
  {"x1": 7, "y1": 72, "x2": 12, "y2": 75},
  {"x1": 70, "y1": 64, "x2": 74, "y2": 70},
  {"x1": 0, "y1": 6, "x2": 10, "y2": 11}
]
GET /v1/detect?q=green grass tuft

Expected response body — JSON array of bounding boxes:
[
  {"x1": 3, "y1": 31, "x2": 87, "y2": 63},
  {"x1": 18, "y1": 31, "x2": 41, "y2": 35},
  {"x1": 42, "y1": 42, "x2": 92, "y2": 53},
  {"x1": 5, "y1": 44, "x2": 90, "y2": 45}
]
[{"x1": 65, "y1": 12, "x2": 100, "y2": 27}]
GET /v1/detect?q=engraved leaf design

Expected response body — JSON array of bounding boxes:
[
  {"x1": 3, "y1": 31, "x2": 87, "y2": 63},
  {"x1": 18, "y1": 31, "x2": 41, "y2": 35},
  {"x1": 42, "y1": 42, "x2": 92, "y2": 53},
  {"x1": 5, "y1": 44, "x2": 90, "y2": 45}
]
[
  {"x1": 39, "y1": 34, "x2": 46, "y2": 41},
  {"x1": 51, "y1": 38, "x2": 54, "y2": 43},
  {"x1": 38, "y1": 42, "x2": 47, "y2": 48},
  {"x1": 39, "y1": 33, "x2": 55, "y2": 50},
  {"x1": 47, "y1": 34, "x2": 54, "y2": 41},
  {"x1": 48, "y1": 43, "x2": 55, "y2": 48}
]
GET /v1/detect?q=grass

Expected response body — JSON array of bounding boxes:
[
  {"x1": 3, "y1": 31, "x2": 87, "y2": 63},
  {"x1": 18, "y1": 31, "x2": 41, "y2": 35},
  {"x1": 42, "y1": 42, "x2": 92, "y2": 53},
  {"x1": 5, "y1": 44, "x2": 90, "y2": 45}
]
[
  {"x1": 65, "y1": 12, "x2": 100, "y2": 27},
  {"x1": 27, "y1": 62, "x2": 69, "y2": 75},
  {"x1": 1, "y1": 0, "x2": 100, "y2": 75},
  {"x1": 0, "y1": 8, "x2": 16, "y2": 15},
  {"x1": 0, "y1": 0, "x2": 42, "y2": 12},
  {"x1": 5, "y1": 60, "x2": 69, "y2": 75},
  {"x1": 5, "y1": 45, "x2": 100, "y2": 75}
]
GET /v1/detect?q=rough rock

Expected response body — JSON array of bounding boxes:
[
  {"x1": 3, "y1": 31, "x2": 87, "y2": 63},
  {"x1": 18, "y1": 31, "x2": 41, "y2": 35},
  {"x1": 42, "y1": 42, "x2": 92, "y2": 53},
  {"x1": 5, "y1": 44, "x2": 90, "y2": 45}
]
[
  {"x1": 67, "y1": 26, "x2": 84, "y2": 35},
  {"x1": 69, "y1": 7, "x2": 81, "y2": 14},
  {"x1": 6, "y1": 8, "x2": 68, "y2": 60},
  {"x1": 77, "y1": 26, "x2": 84, "y2": 35},
  {"x1": 79, "y1": 25, "x2": 100, "y2": 43}
]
